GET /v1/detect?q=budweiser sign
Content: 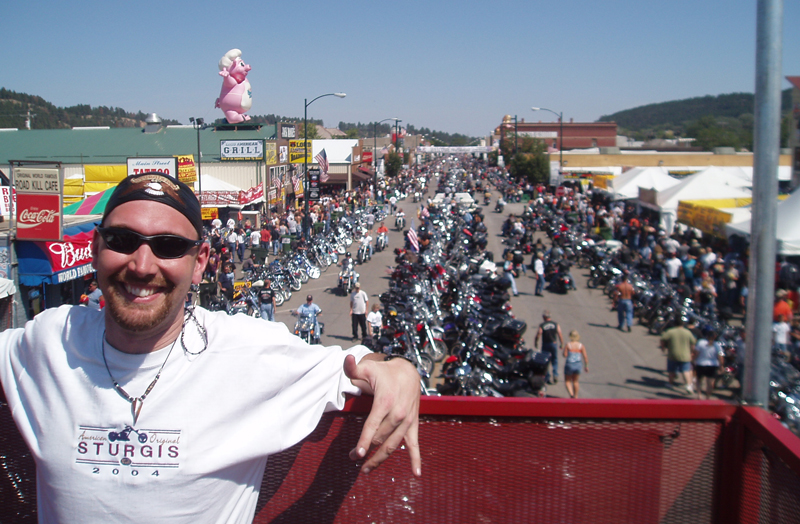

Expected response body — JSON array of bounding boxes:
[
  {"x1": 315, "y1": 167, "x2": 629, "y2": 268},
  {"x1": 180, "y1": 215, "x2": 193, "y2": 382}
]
[
  {"x1": 41, "y1": 230, "x2": 94, "y2": 273},
  {"x1": 16, "y1": 194, "x2": 62, "y2": 241}
]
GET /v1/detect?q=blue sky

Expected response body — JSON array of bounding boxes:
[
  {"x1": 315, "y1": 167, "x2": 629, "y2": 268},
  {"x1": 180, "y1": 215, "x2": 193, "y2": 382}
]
[{"x1": 2, "y1": 0, "x2": 798, "y2": 137}]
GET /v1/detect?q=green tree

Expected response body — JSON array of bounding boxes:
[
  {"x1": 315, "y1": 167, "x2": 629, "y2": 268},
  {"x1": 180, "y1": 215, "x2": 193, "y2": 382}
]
[
  {"x1": 508, "y1": 137, "x2": 549, "y2": 185},
  {"x1": 686, "y1": 116, "x2": 743, "y2": 150},
  {"x1": 345, "y1": 128, "x2": 359, "y2": 139},
  {"x1": 297, "y1": 122, "x2": 320, "y2": 139},
  {"x1": 385, "y1": 151, "x2": 403, "y2": 178}
]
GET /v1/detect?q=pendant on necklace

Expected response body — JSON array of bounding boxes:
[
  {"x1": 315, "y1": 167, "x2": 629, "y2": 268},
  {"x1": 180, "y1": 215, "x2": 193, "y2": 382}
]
[{"x1": 131, "y1": 398, "x2": 143, "y2": 424}]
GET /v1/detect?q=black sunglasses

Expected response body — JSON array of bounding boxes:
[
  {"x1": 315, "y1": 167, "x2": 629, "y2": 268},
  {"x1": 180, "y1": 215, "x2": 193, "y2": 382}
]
[{"x1": 97, "y1": 227, "x2": 202, "y2": 259}]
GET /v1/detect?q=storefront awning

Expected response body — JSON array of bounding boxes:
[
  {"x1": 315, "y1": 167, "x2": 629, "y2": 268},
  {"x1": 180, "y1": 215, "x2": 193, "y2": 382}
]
[{"x1": 16, "y1": 222, "x2": 99, "y2": 286}]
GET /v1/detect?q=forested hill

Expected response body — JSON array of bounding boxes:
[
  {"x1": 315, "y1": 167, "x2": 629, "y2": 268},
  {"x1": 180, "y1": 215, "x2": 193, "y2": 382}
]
[
  {"x1": 0, "y1": 88, "x2": 181, "y2": 129},
  {"x1": 598, "y1": 90, "x2": 792, "y2": 138}
]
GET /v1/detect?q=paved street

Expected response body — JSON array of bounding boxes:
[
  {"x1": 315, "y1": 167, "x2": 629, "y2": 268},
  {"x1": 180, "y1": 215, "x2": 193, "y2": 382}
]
[{"x1": 267, "y1": 184, "x2": 733, "y2": 400}]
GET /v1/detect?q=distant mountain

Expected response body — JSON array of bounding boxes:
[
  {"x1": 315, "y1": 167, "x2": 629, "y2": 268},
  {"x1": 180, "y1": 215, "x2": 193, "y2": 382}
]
[
  {"x1": 598, "y1": 90, "x2": 792, "y2": 142},
  {"x1": 0, "y1": 87, "x2": 180, "y2": 129}
]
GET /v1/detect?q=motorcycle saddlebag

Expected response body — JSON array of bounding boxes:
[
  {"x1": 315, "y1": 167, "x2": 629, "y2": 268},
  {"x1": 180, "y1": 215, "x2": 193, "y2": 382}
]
[
  {"x1": 525, "y1": 350, "x2": 551, "y2": 373},
  {"x1": 498, "y1": 318, "x2": 527, "y2": 340}
]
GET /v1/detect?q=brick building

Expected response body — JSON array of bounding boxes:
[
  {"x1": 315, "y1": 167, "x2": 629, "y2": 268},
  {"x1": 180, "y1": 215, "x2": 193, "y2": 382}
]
[{"x1": 494, "y1": 115, "x2": 617, "y2": 153}]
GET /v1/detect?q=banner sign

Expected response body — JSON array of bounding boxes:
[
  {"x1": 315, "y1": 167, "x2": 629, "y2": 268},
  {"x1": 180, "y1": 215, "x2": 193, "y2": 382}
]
[
  {"x1": 127, "y1": 157, "x2": 177, "y2": 177},
  {"x1": 289, "y1": 140, "x2": 311, "y2": 163},
  {"x1": 220, "y1": 140, "x2": 265, "y2": 161},
  {"x1": 519, "y1": 131, "x2": 558, "y2": 138},
  {"x1": 677, "y1": 201, "x2": 733, "y2": 237},
  {"x1": 265, "y1": 142, "x2": 277, "y2": 165},
  {"x1": 362, "y1": 151, "x2": 373, "y2": 164},
  {"x1": 14, "y1": 167, "x2": 61, "y2": 194},
  {"x1": 0, "y1": 187, "x2": 16, "y2": 216},
  {"x1": 200, "y1": 191, "x2": 240, "y2": 207},
  {"x1": 307, "y1": 168, "x2": 321, "y2": 201},
  {"x1": 177, "y1": 155, "x2": 198, "y2": 184},
  {"x1": 201, "y1": 208, "x2": 219, "y2": 220},
  {"x1": 417, "y1": 146, "x2": 496, "y2": 154},
  {"x1": 239, "y1": 183, "x2": 264, "y2": 205},
  {"x1": 16, "y1": 193, "x2": 62, "y2": 241}
]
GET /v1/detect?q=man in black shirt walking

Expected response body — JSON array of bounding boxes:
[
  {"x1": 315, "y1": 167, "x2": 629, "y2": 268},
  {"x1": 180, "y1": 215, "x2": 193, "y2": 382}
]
[{"x1": 534, "y1": 310, "x2": 564, "y2": 384}]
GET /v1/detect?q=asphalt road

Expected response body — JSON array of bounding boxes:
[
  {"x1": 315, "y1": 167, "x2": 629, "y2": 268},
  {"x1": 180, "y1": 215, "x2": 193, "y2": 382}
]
[{"x1": 266, "y1": 183, "x2": 734, "y2": 400}]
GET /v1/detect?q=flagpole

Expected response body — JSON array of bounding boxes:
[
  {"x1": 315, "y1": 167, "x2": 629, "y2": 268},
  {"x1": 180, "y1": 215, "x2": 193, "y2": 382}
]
[{"x1": 303, "y1": 92, "x2": 346, "y2": 239}]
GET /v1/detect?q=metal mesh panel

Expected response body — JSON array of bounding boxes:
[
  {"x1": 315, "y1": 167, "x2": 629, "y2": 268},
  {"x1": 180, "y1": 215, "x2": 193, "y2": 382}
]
[
  {"x1": 0, "y1": 393, "x2": 37, "y2": 522},
  {"x1": 255, "y1": 415, "x2": 722, "y2": 524},
  {"x1": 738, "y1": 434, "x2": 800, "y2": 524}
]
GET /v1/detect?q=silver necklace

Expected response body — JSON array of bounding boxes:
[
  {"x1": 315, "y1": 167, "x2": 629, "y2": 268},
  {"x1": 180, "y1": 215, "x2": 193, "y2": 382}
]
[{"x1": 102, "y1": 331, "x2": 178, "y2": 424}]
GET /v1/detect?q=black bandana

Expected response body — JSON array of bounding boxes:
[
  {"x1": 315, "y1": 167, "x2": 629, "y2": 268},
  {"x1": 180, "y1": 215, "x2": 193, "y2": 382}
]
[{"x1": 101, "y1": 172, "x2": 203, "y2": 238}]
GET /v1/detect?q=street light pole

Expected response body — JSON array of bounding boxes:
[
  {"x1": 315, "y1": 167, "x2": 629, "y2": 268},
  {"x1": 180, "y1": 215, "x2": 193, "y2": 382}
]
[
  {"x1": 303, "y1": 92, "x2": 346, "y2": 238},
  {"x1": 374, "y1": 117, "x2": 400, "y2": 201},
  {"x1": 531, "y1": 107, "x2": 564, "y2": 171},
  {"x1": 190, "y1": 117, "x2": 204, "y2": 198}
]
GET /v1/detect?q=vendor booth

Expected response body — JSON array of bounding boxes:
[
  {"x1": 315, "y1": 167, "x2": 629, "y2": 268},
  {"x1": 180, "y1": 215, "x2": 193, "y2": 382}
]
[
  {"x1": 606, "y1": 166, "x2": 681, "y2": 201},
  {"x1": 638, "y1": 166, "x2": 753, "y2": 234},
  {"x1": 15, "y1": 221, "x2": 98, "y2": 314},
  {"x1": 726, "y1": 188, "x2": 800, "y2": 255}
]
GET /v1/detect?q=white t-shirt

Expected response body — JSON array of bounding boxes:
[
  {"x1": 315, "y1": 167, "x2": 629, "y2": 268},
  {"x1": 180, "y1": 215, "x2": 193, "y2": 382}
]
[
  {"x1": 250, "y1": 230, "x2": 260, "y2": 247},
  {"x1": 350, "y1": 290, "x2": 369, "y2": 315},
  {"x1": 694, "y1": 338, "x2": 724, "y2": 367},
  {"x1": 367, "y1": 310, "x2": 383, "y2": 329},
  {"x1": 0, "y1": 306, "x2": 370, "y2": 523},
  {"x1": 774, "y1": 322, "x2": 791, "y2": 345}
]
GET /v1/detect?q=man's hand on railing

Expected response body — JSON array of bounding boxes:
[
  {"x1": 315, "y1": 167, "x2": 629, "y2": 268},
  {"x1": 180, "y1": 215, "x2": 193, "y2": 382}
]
[{"x1": 343, "y1": 354, "x2": 422, "y2": 477}]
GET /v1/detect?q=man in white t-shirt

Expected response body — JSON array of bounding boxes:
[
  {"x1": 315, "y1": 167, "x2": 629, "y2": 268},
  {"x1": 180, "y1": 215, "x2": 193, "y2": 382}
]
[
  {"x1": 249, "y1": 228, "x2": 261, "y2": 249},
  {"x1": 350, "y1": 282, "x2": 369, "y2": 341},
  {"x1": 0, "y1": 172, "x2": 421, "y2": 523}
]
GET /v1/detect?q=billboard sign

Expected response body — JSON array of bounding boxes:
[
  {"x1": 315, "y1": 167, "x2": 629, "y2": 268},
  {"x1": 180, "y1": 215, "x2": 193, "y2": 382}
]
[
  {"x1": 127, "y1": 157, "x2": 177, "y2": 177},
  {"x1": 220, "y1": 140, "x2": 265, "y2": 161}
]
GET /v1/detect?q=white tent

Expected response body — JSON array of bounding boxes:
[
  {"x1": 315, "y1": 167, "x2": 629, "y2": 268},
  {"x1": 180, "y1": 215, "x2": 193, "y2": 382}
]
[
  {"x1": 726, "y1": 189, "x2": 800, "y2": 255},
  {"x1": 641, "y1": 166, "x2": 752, "y2": 234},
  {"x1": 607, "y1": 166, "x2": 681, "y2": 200}
]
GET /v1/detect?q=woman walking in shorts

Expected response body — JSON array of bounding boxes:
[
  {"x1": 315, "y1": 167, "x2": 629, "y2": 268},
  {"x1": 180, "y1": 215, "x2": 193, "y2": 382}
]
[
  {"x1": 563, "y1": 330, "x2": 589, "y2": 398},
  {"x1": 693, "y1": 329, "x2": 724, "y2": 399}
]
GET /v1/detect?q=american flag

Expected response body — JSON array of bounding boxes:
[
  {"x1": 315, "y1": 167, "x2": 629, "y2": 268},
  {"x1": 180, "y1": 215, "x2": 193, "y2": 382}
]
[
  {"x1": 272, "y1": 173, "x2": 282, "y2": 189},
  {"x1": 420, "y1": 206, "x2": 430, "y2": 219},
  {"x1": 407, "y1": 220, "x2": 419, "y2": 253},
  {"x1": 315, "y1": 149, "x2": 329, "y2": 182},
  {"x1": 292, "y1": 173, "x2": 302, "y2": 193}
]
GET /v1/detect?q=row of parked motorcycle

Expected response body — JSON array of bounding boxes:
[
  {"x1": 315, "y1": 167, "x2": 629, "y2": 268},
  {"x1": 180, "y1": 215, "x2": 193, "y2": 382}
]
[
  {"x1": 507, "y1": 189, "x2": 800, "y2": 437},
  {"x1": 370, "y1": 163, "x2": 553, "y2": 397}
]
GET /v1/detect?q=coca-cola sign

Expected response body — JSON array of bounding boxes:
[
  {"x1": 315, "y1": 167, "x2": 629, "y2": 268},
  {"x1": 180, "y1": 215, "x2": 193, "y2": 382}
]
[{"x1": 16, "y1": 193, "x2": 62, "y2": 241}]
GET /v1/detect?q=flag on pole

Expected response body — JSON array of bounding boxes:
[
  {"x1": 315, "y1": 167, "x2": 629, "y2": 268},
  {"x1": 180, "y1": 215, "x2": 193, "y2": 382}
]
[
  {"x1": 407, "y1": 220, "x2": 419, "y2": 253},
  {"x1": 420, "y1": 206, "x2": 430, "y2": 219},
  {"x1": 272, "y1": 173, "x2": 282, "y2": 189},
  {"x1": 315, "y1": 149, "x2": 329, "y2": 182},
  {"x1": 292, "y1": 173, "x2": 302, "y2": 193}
]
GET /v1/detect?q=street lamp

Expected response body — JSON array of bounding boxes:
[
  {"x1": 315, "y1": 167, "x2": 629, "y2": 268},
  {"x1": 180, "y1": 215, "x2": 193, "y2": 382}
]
[
  {"x1": 531, "y1": 107, "x2": 564, "y2": 171},
  {"x1": 394, "y1": 119, "x2": 402, "y2": 151},
  {"x1": 189, "y1": 117, "x2": 204, "y2": 199},
  {"x1": 374, "y1": 118, "x2": 400, "y2": 199},
  {"x1": 304, "y1": 92, "x2": 346, "y2": 238}
]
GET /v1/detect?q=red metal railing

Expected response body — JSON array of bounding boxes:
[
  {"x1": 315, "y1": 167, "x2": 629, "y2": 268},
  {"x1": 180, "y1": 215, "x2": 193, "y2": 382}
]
[{"x1": 3, "y1": 397, "x2": 800, "y2": 523}]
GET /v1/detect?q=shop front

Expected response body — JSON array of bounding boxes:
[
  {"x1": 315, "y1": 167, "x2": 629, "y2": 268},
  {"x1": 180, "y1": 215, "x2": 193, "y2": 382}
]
[{"x1": 16, "y1": 221, "x2": 98, "y2": 318}]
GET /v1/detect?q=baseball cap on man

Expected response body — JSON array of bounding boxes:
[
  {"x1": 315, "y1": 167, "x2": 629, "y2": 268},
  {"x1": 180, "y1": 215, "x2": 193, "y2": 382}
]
[{"x1": 101, "y1": 172, "x2": 203, "y2": 239}]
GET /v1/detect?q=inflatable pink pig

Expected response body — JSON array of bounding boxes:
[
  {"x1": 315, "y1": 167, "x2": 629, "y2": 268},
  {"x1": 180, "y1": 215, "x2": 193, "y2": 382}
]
[{"x1": 215, "y1": 49, "x2": 252, "y2": 124}]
